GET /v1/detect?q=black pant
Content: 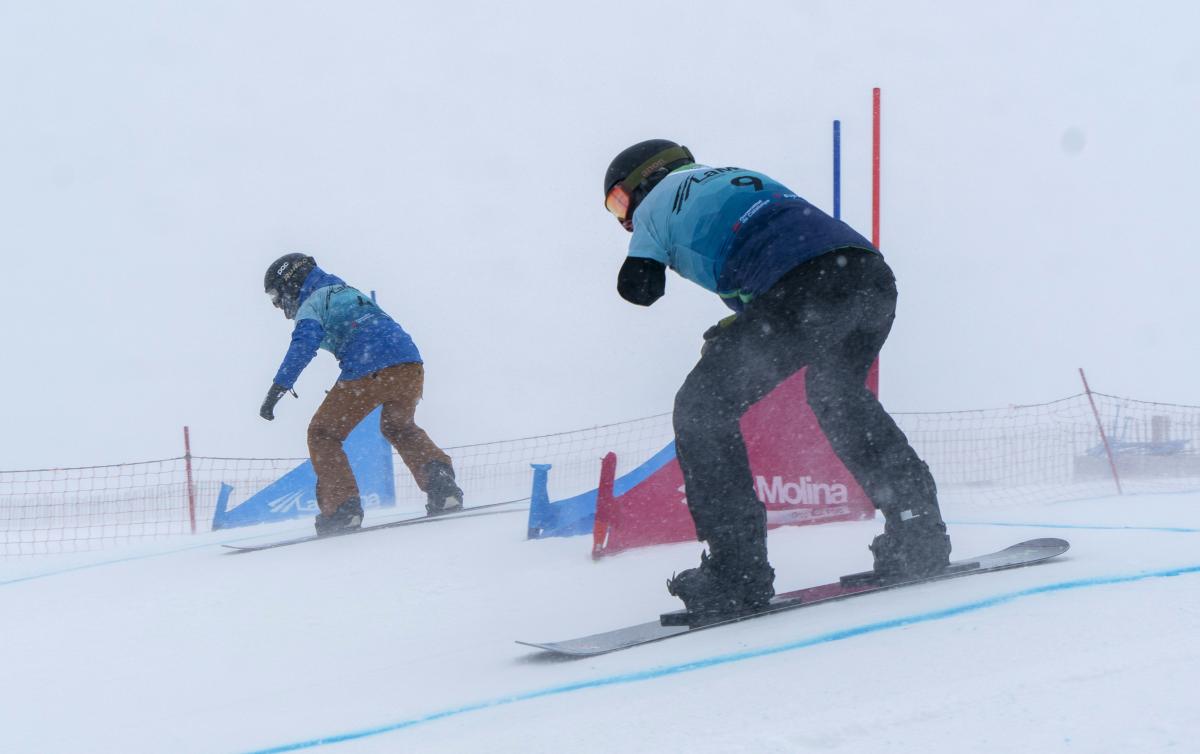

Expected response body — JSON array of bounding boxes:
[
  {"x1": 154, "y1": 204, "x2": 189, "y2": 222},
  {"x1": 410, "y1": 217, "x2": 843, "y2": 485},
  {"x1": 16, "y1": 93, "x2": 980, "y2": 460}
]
[{"x1": 673, "y1": 249, "x2": 938, "y2": 554}]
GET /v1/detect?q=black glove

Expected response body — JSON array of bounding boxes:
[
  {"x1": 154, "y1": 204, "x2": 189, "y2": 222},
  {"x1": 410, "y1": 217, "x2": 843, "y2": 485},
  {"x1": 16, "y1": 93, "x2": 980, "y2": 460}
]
[
  {"x1": 617, "y1": 257, "x2": 666, "y2": 306},
  {"x1": 700, "y1": 314, "x2": 738, "y2": 356},
  {"x1": 259, "y1": 383, "x2": 291, "y2": 421}
]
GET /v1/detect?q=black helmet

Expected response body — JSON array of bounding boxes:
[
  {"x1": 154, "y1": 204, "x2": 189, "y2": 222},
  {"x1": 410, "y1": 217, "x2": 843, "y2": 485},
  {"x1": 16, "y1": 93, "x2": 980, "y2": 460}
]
[
  {"x1": 603, "y1": 139, "x2": 694, "y2": 230},
  {"x1": 264, "y1": 253, "x2": 316, "y2": 319}
]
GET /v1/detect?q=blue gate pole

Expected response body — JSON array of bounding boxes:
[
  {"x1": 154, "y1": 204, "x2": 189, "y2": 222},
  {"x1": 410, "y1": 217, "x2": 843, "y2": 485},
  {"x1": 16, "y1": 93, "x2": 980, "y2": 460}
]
[
  {"x1": 833, "y1": 119, "x2": 842, "y2": 220},
  {"x1": 527, "y1": 464, "x2": 553, "y2": 538}
]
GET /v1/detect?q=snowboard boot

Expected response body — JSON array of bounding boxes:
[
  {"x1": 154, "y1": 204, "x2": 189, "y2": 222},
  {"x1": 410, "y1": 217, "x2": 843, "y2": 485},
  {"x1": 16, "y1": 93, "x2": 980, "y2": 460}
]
[
  {"x1": 870, "y1": 508, "x2": 951, "y2": 580},
  {"x1": 314, "y1": 497, "x2": 364, "y2": 537},
  {"x1": 423, "y1": 461, "x2": 464, "y2": 515},
  {"x1": 666, "y1": 543, "x2": 775, "y2": 626}
]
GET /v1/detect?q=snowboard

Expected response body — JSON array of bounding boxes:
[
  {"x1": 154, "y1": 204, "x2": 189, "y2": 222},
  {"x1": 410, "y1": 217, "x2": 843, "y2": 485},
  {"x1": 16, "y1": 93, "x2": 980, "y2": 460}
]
[
  {"x1": 222, "y1": 500, "x2": 526, "y2": 553},
  {"x1": 517, "y1": 537, "x2": 1069, "y2": 657}
]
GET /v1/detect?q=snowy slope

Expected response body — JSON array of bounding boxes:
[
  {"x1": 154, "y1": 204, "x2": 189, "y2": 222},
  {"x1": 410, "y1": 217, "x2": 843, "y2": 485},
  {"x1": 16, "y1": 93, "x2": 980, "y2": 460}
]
[{"x1": 2, "y1": 492, "x2": 1199, "y2": 753}]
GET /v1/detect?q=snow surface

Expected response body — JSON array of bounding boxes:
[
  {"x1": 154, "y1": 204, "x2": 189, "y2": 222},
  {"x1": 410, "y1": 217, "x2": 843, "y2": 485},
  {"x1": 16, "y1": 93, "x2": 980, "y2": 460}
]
[{"x1": 3, "y1": 492, "x2": 1199, "y2": 753}]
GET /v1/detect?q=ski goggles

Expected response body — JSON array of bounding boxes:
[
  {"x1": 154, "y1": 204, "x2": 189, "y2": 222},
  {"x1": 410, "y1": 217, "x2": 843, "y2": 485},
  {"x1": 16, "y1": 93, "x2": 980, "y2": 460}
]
[
  {"x1": 604, "y1": 184, "x2": 635, "y2": 230},
  {"x1": 604, "y1": 145, "x2": 693, "y2": 230}
]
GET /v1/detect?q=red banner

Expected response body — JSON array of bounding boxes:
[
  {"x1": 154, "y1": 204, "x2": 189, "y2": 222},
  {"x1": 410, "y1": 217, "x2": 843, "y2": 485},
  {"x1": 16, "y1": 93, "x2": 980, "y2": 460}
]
[{"x1": 593, "y1": 368, "x2": 876, "y2": 558}]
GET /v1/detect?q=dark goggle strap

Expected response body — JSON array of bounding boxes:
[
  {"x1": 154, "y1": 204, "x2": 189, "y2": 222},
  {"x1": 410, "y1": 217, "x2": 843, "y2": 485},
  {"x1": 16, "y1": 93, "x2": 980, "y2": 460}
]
[{"x1": 616, "y1": 145, "x2": 694, "y2": 195}]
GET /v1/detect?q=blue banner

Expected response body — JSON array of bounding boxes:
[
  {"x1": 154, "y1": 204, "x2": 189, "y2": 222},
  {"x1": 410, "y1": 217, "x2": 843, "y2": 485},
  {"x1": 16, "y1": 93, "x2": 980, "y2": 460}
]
[
  {"x1": 211, "y1": 407, "x2": 395, "y2": 529},
  {"x1": 525, "y1": 442, "x2": 677, "y2": 539}
]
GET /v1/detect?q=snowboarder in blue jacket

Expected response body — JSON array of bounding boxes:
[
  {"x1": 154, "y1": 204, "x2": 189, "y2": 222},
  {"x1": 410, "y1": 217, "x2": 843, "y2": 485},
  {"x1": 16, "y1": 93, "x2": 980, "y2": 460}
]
[
  {"x1": 260, "y1": 253, "x2": 463, "y2": 535},
  {"x1": 603, "y1": 139, "x2": 951, "y2": 623}
]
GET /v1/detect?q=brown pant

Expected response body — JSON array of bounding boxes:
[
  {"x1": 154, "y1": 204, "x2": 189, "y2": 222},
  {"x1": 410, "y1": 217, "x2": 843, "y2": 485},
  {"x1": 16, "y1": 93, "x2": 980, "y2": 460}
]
[{"x1": 307, "y1": 362, "x2": 452, "y2": 515}]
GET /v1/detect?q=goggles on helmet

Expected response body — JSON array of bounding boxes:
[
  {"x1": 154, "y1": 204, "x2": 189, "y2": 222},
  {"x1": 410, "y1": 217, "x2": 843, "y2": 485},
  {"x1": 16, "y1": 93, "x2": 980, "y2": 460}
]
[
  {"x1": 604, "y1": 145, "x2": 693, "y2": 230},
  {"x1": 268, "y1": 287, "x2": 299, "y2": 319},
  {"x1": 604, "y1": 184, "x2": 635, "y2": 230}
]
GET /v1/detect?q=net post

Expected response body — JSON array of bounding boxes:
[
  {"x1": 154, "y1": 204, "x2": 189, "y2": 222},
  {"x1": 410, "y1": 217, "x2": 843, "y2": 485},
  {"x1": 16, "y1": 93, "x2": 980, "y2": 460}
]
[
  {"x1": 183, "y1": 426, "x2": 198, "y2": 533},
  {"x1": 1078, "y1": 368, "x2": 1123, "y2": 495}
]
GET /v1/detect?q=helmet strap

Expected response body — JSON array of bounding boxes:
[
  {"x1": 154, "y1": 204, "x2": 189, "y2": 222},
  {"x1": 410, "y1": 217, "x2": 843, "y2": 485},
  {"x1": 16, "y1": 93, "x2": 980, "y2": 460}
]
[{"x1": 617, "y1": 145, "x2": 694, "y2": 194}]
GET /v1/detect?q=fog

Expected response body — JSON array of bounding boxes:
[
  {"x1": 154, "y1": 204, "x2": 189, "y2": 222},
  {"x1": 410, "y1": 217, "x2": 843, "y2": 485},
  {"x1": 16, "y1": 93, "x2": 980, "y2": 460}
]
[{"x1": 2, "y1": 1, "x2": 1196, "y2": 468}]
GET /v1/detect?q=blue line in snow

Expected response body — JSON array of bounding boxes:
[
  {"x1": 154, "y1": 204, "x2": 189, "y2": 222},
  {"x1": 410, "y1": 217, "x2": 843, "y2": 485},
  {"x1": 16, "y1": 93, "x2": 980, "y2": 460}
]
[
  {"x1": 0, "y1": 532, "x2": 303, "y2": 587},
  {"x1": 0, "y1": 510, "x2": 517, "y2": 588},
  {"x1": 0, "y1": 542, "x2": 225, "y2": 587},
  {"x1": 243, "y1": 562, "x2": 1200, "y2": 753},
  {"x1": 948, "y1": 520, "x2": 1200, "y2": 533}
]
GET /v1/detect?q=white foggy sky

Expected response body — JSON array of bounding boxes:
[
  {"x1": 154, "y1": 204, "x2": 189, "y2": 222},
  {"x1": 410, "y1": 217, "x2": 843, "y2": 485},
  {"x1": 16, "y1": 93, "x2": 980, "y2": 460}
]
[{"x1": 1, "y1": 1, "x2": 1197, "y2": 468}]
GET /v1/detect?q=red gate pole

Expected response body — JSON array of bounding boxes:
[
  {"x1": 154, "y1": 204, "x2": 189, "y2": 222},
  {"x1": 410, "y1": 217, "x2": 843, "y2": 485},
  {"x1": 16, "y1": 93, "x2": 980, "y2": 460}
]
[
  {"x1": 872, "y1": 86, "x2": 881, "y2": 248},
  {"x1": 1079, "y1": 368, "x2": 1123, "y2": 495},
  {"x1": 591, "y1": 452, "x2": 618, "y2": 559},
  {"x1": 866, "y1": 87, "x2": 882, "y2": 395},
  {"x1": 183, "y1": 426, "x2": 198, "y2": 533}
]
